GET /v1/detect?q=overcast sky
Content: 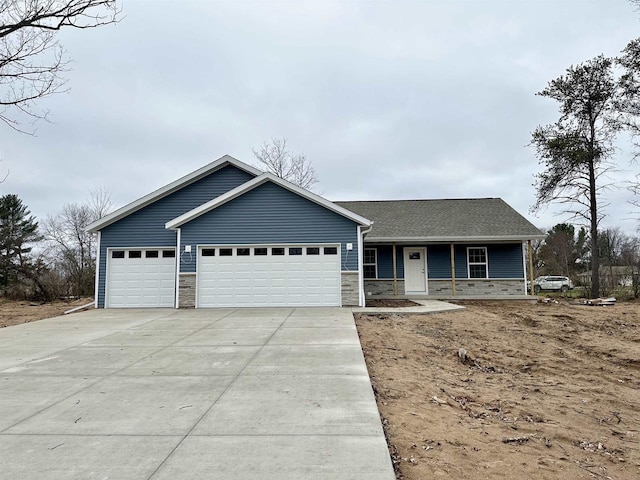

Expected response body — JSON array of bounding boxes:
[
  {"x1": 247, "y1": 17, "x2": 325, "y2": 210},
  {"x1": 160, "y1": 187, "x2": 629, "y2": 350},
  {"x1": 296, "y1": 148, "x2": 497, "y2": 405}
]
[{"x1": 2, "y1": 0, "x2": 640, "y2": 235}]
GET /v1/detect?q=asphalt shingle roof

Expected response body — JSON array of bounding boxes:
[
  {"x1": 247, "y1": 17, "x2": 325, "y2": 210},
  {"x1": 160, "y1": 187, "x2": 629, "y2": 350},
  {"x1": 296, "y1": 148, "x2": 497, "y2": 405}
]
[{"x1": 335, "y1": 198, "x2": 543, "y2": 240}]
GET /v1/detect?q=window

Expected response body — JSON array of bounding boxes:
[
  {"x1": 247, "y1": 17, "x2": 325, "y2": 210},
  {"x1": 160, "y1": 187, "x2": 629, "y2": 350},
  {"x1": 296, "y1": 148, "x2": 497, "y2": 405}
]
[
  {"x1": 289, "y1": 247, "x2": 302, "y2": 256},
  {"x1": 219, "y1": 248, "x2": 233, "y2": 256},
  {"x1": 129, "y1": 250, "x2": 142, "y2": 259},
  {"x1": 112, "y1": 250, "x2": 125, "y2": 259},
  {"x1": 237, "y1": 248, "x2": 250, "y2": 256},
  {"x1": 467, "y1": 247, "x2": 488, "y2": 278},
  {"x1": 202, "y1": 248, "x2": 216, "y2": 257},
  {"x1": 145, "y1": 250, "x2": 159, "y2": 258},
  {"x1": 306, "y1": 247, "x2": 320, "y2": 255},
  {"x1": 324, "y1": 246, "x2": 338, "y2": 255},
  {"x1": 254, "y1": 248, "x2": 268, "y2": 256},
  {"x1": 162, "y1": 250, "x2": 175, "y2": 258},
  {"x1": 272, "y1": 247, "x2": 285, "y2": 256},
  {"x1": 364, "y1": 248, "x2": 377, "y2": 279}
]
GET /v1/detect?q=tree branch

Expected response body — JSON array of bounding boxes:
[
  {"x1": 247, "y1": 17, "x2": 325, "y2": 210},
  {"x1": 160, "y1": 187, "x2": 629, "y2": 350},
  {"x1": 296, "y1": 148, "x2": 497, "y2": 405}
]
[{"x1": 0, "y1": 0, "x2": 120, "y2": 132}]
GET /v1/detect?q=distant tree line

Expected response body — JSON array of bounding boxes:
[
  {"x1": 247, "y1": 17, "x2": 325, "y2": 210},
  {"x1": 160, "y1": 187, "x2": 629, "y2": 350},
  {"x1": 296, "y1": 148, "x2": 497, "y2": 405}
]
[
  {"x1": 0, "y1": 190, "x2": 112, "y2": 301},
  {"x1": 532, "y1": 222, "x2": 640, "y2": 298}
]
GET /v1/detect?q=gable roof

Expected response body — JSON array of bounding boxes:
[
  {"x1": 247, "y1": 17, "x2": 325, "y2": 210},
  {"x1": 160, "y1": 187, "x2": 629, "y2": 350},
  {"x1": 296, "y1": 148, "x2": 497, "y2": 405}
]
[
  {"x1": 86, "y1": 155, "x2": 261, "y2": 233},
  {"x1": 335, "y1": 198, "x2": 543, "y2": 241},
  {"x1": 166, "y1": 172, "x2": 372, "y2": 229}
]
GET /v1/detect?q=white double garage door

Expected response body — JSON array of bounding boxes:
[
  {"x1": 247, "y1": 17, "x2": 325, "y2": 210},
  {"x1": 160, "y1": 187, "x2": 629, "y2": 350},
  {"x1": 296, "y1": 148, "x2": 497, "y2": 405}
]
[{"x1": 106, "y1": 244, "x2": 341, "y2": 308}]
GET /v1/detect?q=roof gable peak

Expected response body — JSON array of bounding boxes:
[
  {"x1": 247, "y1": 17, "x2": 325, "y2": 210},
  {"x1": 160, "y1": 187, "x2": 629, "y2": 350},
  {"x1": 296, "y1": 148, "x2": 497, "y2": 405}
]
[{"x1": 87, "y1": 155, "x2": 261, "y2": 233}]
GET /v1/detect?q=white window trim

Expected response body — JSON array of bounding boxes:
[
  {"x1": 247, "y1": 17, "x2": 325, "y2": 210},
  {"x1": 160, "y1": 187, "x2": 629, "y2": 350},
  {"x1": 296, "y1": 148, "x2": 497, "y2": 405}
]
[
  {"x1": 467, "y1": 246, "x2": 488, "y2": 279},
  {"x1": 197, "y1": 245, "x2": 340, "y2": 257},
  {"x1": 364, "y1": 247, "x2": 378, "y2": 279}
]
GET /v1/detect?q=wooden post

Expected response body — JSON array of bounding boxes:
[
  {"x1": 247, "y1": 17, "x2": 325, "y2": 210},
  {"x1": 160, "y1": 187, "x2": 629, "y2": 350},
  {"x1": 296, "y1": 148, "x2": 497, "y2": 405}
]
[
  {"x1": 450, "y1": 242, "x2": 456, "y2": 297},
  {"x1": 392, "y1": 243, "x2": 398, "y2": 296},
  {"x1": 528, "y1": 240, "x2": 534, "y2": 295}
]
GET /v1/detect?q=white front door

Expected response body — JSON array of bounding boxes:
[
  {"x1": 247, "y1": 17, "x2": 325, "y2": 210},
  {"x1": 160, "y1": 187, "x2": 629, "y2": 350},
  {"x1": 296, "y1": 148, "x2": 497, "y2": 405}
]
[{"x1": 404, "y1": 247, "x2": 427, "y2": 294}]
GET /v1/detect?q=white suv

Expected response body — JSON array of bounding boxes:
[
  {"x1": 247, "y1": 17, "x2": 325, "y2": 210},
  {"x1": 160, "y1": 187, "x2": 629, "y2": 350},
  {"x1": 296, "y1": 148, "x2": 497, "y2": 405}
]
[{"x1": 532, "y1": 276, "x2": 574, "y2": 293}]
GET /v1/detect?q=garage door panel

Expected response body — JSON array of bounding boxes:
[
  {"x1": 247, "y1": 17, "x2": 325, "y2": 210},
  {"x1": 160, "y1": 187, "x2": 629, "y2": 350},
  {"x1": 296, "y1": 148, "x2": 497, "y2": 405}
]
[
  {"x1": 106, "y1": 248, "x2": 176, "y2": 308},
  {"x1": 269, "y1": 295, "x2": 288, "y2": 305},
  {"x1": 197, "y1": 245, "x2": 341, "y2": 307},
  {"x1": 217, "y1": 271, "x2": 235, "y2": 280},
  {"x1": 269, "y1": 278, "x2": 288, "y2": 288},
  {"x1": 232, "y1": 284, "x2": 252, "y2": 293}
]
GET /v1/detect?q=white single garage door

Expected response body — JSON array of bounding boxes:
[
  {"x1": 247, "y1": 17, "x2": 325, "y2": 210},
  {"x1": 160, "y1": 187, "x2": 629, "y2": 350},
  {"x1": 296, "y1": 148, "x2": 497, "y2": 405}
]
[
  {"x1": 197, "y1": 245, "x2": 341, "y2": 307},
  {"x1": 106, "y1": 248, "x2": 176, "y2": 308}
]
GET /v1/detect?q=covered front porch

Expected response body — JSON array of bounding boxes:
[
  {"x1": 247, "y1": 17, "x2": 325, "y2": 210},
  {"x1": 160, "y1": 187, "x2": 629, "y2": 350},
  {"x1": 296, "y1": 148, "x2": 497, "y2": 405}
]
[{"x1": 362, "y1": 241, "x2": 536, "y2": 300}]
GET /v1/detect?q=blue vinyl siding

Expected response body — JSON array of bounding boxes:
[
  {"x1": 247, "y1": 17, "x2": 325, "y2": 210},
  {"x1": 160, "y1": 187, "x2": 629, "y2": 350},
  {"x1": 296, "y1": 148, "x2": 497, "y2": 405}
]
[
  {"x1": 372, "y1": 243, "x2": 524, "y2": 280},
  {"x1": 372, "y1": 245, "x2": 404, "y2": 279},
  {"x1": 487, "y1": 244, "x2": 524, "y2": 278},
  {"x1": 427, "y1": 245, "x2": 450, "y2": 279},
  {"x1": 180, "y1": 182, "x2": 360, "y2": 273},
  {"x1": 97, "y1": 165, "x2": 255, "y2": 307},
  {"x1": 455, "y1": 247, "x2": 468, "y2": 278}
]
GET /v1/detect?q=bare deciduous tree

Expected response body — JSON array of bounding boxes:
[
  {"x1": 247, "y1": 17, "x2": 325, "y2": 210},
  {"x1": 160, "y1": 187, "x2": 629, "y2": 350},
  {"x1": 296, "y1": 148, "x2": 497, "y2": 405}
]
[
  {"x1": 42, "y1": 188, "x2": 112, "y2": 297},
  {"x1": 253, "y1": 138, "x2": 318, "y2": 190},
  {"x1": 0, "y1": 0, "x2": 120, "y2": 132},
  {"x1": 619, "y1": 234, "x2": 640, "y2": 298},
  {"x1": 87, "y1": 185, "x2": 112, "y2": 219}
]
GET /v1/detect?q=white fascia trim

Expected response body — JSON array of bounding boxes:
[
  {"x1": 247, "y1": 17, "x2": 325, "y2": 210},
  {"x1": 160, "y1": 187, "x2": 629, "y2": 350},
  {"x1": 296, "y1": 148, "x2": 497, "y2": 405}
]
[
  {"x1": 357, "y1": 226, "x2": 362, "y2": 307},
  {"x1": 174, "y1": 228, "x2": 181, "y2": 309},
  {"x1": 166, "y1": 173, "x2": 372, "y2": 230},
  {"x1": 266, "y1": 174, "x2": 372, "y2": 226},
  {"x1": 195, "y1": 246, "x2": 199, "y2": 309},
  {"x1": 86, "y1": 155, "x2": 261, "y2": 233},
  {"x1": 94, "y1": 231, "x2": 101, "y2": 308},
  {"x1": 359, "y1": 224, "x2": 373, "y2": 307},
  {"x1": 364, "y1": 235, "x2": 545, "y2": 243}
]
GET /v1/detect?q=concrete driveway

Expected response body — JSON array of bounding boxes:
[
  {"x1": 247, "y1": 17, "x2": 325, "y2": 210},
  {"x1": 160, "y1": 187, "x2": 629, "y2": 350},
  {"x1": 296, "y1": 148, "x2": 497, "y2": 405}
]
[{"x1": 0, "y1": 308, "x2": 395, "y2": 479}]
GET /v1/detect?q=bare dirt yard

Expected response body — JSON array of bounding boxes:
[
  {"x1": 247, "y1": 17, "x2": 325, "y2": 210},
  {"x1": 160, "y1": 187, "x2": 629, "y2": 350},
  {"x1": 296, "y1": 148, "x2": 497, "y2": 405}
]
[
  {"x1": 355, "y1": 300, "x2": 640, "y2": 480},
  {"x1": 0, "y1": 298, "x2": 92, "y2": 328}
]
